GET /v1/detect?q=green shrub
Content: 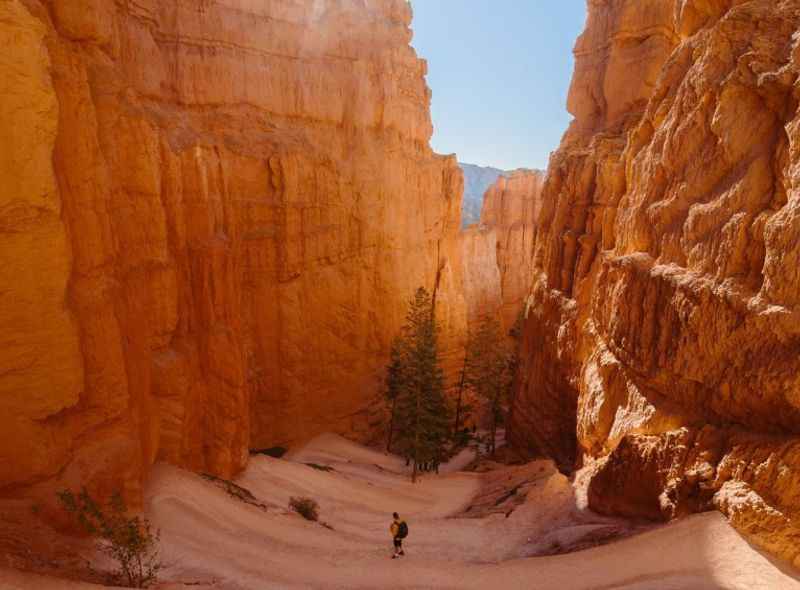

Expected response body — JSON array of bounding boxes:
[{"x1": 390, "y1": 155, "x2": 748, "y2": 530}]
[
  {"x1": 289, "y1": 496, "x2": 319, "y2": 521},
  {"x1": 58, "y1": 488, "x2": 161, "y2": 588}
]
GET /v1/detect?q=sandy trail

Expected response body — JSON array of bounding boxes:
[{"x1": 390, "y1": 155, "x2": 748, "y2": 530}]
[
  {"x1": 2, "y1": 433, "x2": 799, "y2": 589},
  {"x1": 150, "y1": 434, "x2": 800, "y2": 589}
]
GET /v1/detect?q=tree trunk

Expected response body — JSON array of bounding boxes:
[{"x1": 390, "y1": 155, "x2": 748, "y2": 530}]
[
  {"x1": 454, "y1": 363, "x2": 466, "y2": 435},
  {"x1": 386, "y1": 396, "x2": 397, "y2": 452},
  {"x1": 412, "y1": 385, "x2": 421, "y2": 482},
  {"x1": 490, "y1": 398, "x2": 498, "y2": 456}
]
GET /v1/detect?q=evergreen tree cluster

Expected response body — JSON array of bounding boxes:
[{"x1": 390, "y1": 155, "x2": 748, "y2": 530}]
[{"x1": 384, "y1": 288, "x2": 519, "y2": 479}]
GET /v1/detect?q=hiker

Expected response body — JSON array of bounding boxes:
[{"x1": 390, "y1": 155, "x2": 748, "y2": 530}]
[{"x1": 390, "y1": 512, "x2": 408, "y2": 559}]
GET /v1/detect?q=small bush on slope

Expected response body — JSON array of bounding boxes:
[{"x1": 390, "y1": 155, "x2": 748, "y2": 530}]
[
  {"x1": 289, "y1": 496, "x2": 320, "y2": 521},
  {"x1": 58, "y1": 488, "x2": 161, "y2": 588}
]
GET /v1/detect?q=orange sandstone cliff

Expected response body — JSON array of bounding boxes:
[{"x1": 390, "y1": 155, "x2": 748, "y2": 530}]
[
  {"x1": 480, "y1": 170, "x2": 546, "y2": 334},
  {"x1": 509, "y1": 0, "x2": 800, "y2": 565},
  {"x1": 459, "y1": 170, "x2": 545, "y2": 335},
  {"x1": 0, "y1": 0, "x2": 466, "y2": 507},
  {"x1": 460, "y1": 225, "x2": 502, "y2": 331},
  {"x1": 457, "y1": 170, "x2": 544, "y2": 431}
]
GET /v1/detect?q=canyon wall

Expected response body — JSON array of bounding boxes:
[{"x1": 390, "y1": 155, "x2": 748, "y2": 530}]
[
  {"x1": 0, "y1": 0, "x2": 466, "y2": 508},
  {"x1": 457, "y1": 169, "x2": 545, "y2": 431},
  {"x1": 460, "y1": 226, "x2": 502, "y2": 331},
  {"x1": 480, "y1": 170, "x2": 545, "y2": 334},
  {"x1": 460, "y1": 169, "x2": 545, "y2": 335},
  {"x1": 509, "y1": 0, "x2": 800, "y2": 565}
]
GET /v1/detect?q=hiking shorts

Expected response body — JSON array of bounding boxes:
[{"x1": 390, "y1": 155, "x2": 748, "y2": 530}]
[{"x1": 393, "y1": 537, "x2": 403, "y2": 549}]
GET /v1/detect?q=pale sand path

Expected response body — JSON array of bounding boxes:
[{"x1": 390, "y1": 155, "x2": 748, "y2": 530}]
[{"x1": 2, "y1": 433, "x2": 798, "y2": 589}]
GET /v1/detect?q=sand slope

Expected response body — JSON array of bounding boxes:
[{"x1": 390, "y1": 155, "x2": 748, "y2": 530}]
[{"x1": 2, "y1": 434, "x2": 798, "y2": 589}]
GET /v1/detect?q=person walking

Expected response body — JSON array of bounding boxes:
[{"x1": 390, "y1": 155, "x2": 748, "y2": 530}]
[{"x1": 390, "y1": 512, "x2": 408, "y2": 559}]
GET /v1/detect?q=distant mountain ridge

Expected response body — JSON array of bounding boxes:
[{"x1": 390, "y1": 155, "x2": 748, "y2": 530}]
[{"x1": 459, "y1": 163, "x2": 511, "y2": 228}]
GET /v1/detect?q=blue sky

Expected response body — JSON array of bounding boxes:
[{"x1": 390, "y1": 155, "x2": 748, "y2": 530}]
[{"x1": 410, "y1": 2, "x2": 587, "y2": 171}]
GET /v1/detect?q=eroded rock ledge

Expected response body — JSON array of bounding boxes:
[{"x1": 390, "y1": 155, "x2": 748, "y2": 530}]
[{"x1": 509, "y1": 0, "x2": 800, "y2": 566}]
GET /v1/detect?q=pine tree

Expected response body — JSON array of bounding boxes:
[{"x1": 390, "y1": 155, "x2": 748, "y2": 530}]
[
  {"x1": 385, "y1": 287, "x2": 451, "y2": 482},
  {"x1": 464, "y1": 316, "x2": 514, "y2": 456}
]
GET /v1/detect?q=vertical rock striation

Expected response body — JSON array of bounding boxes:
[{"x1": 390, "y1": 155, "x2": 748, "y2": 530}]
[
  {"x1": 0, "y1": 0, "x2": 466, "y2": 507},
  {"x1": 509, "y1": 0, "x2": 800, "y2": 565}
]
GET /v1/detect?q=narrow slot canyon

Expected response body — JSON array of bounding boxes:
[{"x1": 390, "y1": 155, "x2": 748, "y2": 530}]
[{"x1": 1, "y1": 1, "x2": 799, "y2": 589}]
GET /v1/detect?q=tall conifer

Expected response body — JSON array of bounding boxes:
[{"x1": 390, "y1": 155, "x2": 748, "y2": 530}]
[{"x1": 384, "y1": 287, "x2": 451, "y2": 481}]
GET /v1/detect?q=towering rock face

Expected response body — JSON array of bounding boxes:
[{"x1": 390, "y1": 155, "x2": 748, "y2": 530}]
[
  {"x1": 510, "y1": 0, "x2": 800, "y2": 565},
  {"x1": 460, "y1": 225, "x2": 502, "y2": 334},
  {"x1": 459, "y1": 169, "x2": 545, "y2": 335},
  {"x1": 457, "y1": 170, "x2": 545, "y2": 431},
  {"x1": 0, "y1": 0, "x2": 466, "y2": 507},
  {"x1": 480, "y1": 170, "x2": 545, "y2": 334}
]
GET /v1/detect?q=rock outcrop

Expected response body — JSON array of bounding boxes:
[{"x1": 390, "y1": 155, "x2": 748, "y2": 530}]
[
  {"x1": 509, "y1": 0, "x2": 800, "y2": 566},
  {"x1": 480, "y1": 170, "x2": 545, "y2": 334},
  {"x1": 460, "y1": 226, "x2": 503, "y2": 330},
  {"x1": 459, "y1": 169, "x2": 545, "y2": 336},
  {"x1": 0, "y1": 0, "x2": 466, "y2": 509}
]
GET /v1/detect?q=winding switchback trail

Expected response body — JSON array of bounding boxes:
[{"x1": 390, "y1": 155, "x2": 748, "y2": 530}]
[
  {"x1": 2, "y1": 434, "x2": 798, "y2": 589},
  {"x1": 146, "y1": 435, "x2": 800, "y2": 589}
]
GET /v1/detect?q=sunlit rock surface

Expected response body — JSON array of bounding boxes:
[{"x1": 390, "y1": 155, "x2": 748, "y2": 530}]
[
  {"x1": 0, "y1": 0, "x2": 466, "y2": 508},
  {"x1": 460, "y1": 226, "x2": 502, "y2": 331},
  {"x1": 481, "y1": 170, "x2": 546, "y2": 334},
  {"x1": 509, "y1": 0, "x2": 800, "y2": 566}
]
